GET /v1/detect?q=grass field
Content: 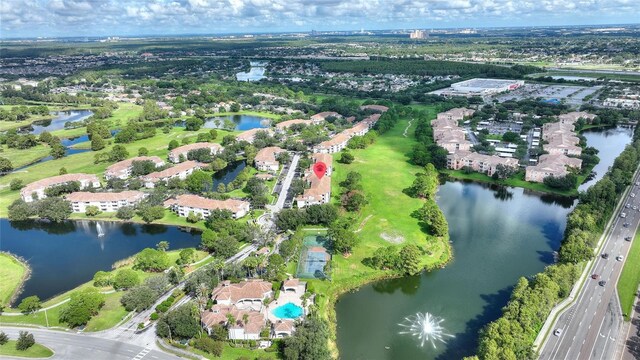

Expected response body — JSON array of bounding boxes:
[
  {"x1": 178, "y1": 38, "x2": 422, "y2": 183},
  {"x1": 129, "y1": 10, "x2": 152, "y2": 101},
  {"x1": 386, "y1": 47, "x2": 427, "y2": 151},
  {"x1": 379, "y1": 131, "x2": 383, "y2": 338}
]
[
  {"x1": 0, "y1": 253, "x2": 29, "y2": 306},
  {"x1": 618, "y1": 230, "x2": 640, "y2": 321},
  {"x1": 0, "y1": 340, "x2": 53, "y2": 358},
  {"x1": 189, "y1": 343, "x2": 278, "y2": 360},
  {"x1": 307, "y1": 115, "x2": 451, "y2": 355},
  {"x1": 2, "y1": 144, "x2": 52, "y2": 169}
]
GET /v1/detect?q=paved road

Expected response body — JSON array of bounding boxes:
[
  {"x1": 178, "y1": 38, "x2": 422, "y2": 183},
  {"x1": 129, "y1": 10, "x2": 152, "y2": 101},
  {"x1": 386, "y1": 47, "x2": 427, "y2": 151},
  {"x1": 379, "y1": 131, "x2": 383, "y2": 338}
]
[
  {"x1": 539, "y1": 174, "x2": 640, "y2": 360},
  {"x1": 273, "y1": 153, "x2": 300, "y2": 211},
  {"x1": 0, "y1": 327, "x2": 178, "y2": 360}
]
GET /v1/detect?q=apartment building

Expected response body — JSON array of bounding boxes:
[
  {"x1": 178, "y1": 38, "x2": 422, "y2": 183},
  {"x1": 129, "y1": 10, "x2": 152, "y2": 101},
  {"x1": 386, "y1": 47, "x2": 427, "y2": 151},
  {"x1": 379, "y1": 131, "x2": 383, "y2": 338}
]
[
  {"x1": 105, "y1": 156, "x2": 165, "y2": 179},
  {"x1": 21, "y1": 173, "x2": 101, "y2": 203},
  {"x1": 164, "y1": 194, "x2": 250, "y2": 219},
  {"x1": 168, "y1": 143, "x2": 223, "y2": 163},
  {"x1": 66, "y1": 191, "x2": 146, "y2": 212}
]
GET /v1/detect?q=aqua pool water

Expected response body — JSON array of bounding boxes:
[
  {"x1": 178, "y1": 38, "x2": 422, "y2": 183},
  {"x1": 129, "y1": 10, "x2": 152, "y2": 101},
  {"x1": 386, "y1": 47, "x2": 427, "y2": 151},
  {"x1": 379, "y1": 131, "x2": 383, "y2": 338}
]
[{"x1": 272, "y1": 302, "x2": 303, "y2": 319}]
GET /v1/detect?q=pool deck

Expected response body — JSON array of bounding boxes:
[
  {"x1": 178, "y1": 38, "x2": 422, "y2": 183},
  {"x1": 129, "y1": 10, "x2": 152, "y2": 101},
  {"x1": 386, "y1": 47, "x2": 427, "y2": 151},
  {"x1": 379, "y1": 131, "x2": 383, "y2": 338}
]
[{"x1": 266, "y1": 286, "x2": 307, "y2": 323}]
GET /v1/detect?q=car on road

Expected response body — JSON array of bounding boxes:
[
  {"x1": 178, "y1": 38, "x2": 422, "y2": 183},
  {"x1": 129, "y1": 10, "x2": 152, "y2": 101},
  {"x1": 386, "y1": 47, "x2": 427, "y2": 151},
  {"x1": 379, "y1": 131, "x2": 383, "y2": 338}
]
[
  {"x1": 621, "y1": 213, "x2": 627, "y2": 218},
  {"x1": 625, "y1": 236, "x2": 632, "y2": 241},
  {"x1": 554, "y1": 328, "x2": 563, "y2": 336},
  {"x1": 616, "y1": 255, "x2": 624, "y2": 261},
  {"x1": 634, "y1": 206, "x2": 638, "y2": 210},
  {"x1": 636, "y1": 182, "x2": 639, "y2": 186},
  {"x1": 632, "y1": 193, "x2": 636, "y2": 198},
  {"x1": 599, "y1": 280, "x2": 607, "y2": 286},
  {"x1": 602, "y1": 253, "x2": 609, "y2": 259},
  {"x1": 624, "y1": 223, "x2": 630, "y2": 227},
  {"x1": 591, "y1": 274, "x2": 599, "y2": 279},
  {"x1": 626, "y1": 203, "x2": 631, "y2": 208}
]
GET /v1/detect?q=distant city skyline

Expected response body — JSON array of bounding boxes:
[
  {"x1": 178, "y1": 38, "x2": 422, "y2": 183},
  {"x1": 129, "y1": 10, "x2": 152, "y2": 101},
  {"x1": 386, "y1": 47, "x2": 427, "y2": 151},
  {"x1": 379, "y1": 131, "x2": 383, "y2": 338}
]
[{"x1": 1, "y1": 0, "x2": 639, "y2": 39}]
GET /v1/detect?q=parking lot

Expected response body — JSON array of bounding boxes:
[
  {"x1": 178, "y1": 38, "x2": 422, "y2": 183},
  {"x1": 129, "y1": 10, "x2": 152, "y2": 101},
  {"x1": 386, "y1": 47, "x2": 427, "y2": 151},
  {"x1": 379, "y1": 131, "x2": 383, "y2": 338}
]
[{"x1": 494, "y1": 83, "x2": 602, "y2": 107}]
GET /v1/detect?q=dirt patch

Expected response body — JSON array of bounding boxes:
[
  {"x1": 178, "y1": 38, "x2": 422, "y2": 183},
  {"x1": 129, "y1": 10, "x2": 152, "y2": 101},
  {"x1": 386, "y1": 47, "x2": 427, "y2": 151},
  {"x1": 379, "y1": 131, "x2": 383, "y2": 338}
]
[
  {"x1": 354, "y1": 215, "x2": 373, "y2": 233},
  {"x1": 380, "y1": 230, "x2": 405, "y2": 244}
]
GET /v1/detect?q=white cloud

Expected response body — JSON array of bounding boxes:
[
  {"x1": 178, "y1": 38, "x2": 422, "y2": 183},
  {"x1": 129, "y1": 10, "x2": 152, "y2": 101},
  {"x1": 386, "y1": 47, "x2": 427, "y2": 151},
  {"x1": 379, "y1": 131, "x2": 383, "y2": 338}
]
[{"x1": 0, "y1": 0, "x2": 638, "y2": 37}]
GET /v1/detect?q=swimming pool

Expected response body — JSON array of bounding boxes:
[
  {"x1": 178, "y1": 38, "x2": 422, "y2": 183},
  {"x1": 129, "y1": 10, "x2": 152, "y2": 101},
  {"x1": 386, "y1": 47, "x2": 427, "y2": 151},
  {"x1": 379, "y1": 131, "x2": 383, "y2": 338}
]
[{"x1": 272, "y1": 302, "x2": 304, "y2": 319}]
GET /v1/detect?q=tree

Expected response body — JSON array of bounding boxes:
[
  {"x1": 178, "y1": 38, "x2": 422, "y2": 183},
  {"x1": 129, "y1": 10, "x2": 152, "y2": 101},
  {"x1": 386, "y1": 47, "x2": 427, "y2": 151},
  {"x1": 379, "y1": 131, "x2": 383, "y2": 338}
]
[
  {"x1": 339, "y1": 151, "x2": 355, "y2": 164},
  {"x1": 135, "y1": 248, "x2": 170, "y2": 272},
  {"x1": 193, "y1": 336, "x2": 224, "y2": 356},
  {"x1": 59, "y1": 288, "x2": 105, "y2": 327},
  {"x1": 408, "y1": 169, "x2": 438, "y2": 199},
  {"x1": 36, "y1": 197, "x2": 72, "y2": 222},
  {"x1": 116, "y1": 206, "x2": 135, "y2": 220},
  {"x1": 328, "y1": 226, "x2": 359, "y2": 255},
  {"x1": 10, "y1": 179, "x2": 24, "y2": 190},
  {"x1": 113, "y1": 269, "x2": 140, "y2": 289},
  {"x1": 275, "y1": 209, "x2": 307, "y2": 231},
  {"x1": 91, "y1": 135, "x2": 105, "y2": 151},
  {"x1": 0, "y1": 331, "x2": 8, "y2": 345},
  {"x1": 93, "y1": 271, "x2": 112, "y2": 287},
  {"x1": 137, "y1": 205, "x2": 165, "y2": 223},
  {"x1": 185, "y1": 117, "x2": 204, "y2": 131},
  {"x1": 417, "y1": 202, "x2": 448, "y2": 237},
  {"x1": 177, "y1": 248, "x2": 195, "y2": 265},
  {"x1": 120, "y1": 285, "x2": 157, "y2": 312},
  {"x1": 398, "y1": 244, "x2": 422, "y2": 275},
  {"x1": 202, "y1": 230, "x2": 239, "y2": 259},
  {"x1": 493, "y1": 164, "x2": 516, "y2": 180},
  {"x1": 8, "y1": 199, "x2": 35, "y2": 221},
  {"x1": 18, "y1": 296, "x2": 41, "y2": 314},
  {"x1": 341, "y1": 190, "x2": 368, "y2": 212},
  {"x1": 186, "y1": 170, "x2": 212, "y2": 193},
  {"x1": 168, "y1": 139, "x2": 179, "y2": 150},
  {"x1": 0, "y1": 157, "x2": 13, "y2": 172},
  {"x1": 339, "y1": 171, "x2": 363, "y2": 192},
  {"x1": 186, "y1": 211, "x2": 201, "y2": 223},
  {"x1": 502, "y1": 131, "x2": 521, "y2": 143},
  {"x1": 265, "y1": 254, "x2": 286, "y2": 281},
  {"x1": 109, "y1": 145, "x2": 129, "y2": 162},
  {"x1": 50, "y1": 143, "x2": 66, "y2": 159},
  {"x1": 156, "y1": 241, "x2": 170, "y2": 252},
  {"x1": 156, "y1": 304, "x2": 200, "y2": 339},
  {"x1": 138, "y1": 147, "x2": 149, "y2": 156},
  {"x1": 282, "y1": 316, "x2": 331, "y2": 360},
  {"x1": 15, "y1": 331, "x2": 35, "y2": 351},
  {"x1": 85, "y1": 205, "x2": 101, "y2": 217}
]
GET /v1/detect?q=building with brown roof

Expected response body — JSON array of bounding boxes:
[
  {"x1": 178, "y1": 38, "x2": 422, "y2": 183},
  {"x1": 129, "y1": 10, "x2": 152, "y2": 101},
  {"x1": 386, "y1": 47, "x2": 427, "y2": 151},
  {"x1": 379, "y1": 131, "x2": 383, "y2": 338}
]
[
  {"x1": 21, "y1": 173, "x2": 101, "y2": 203},
  {"x1": 542, "y1": 122, "x2": 582, "y2": 156},
  {"x1": 558, "y1": 111, "x2": 597, "y2": 125},
  {"x1": 274, "y1": 119, "x2": 313, "y2": 134},
  {"x1": 168, "y1": 143, "x2": 222, "y2": 163},
  {"x1": 66, "y1": 191, "x2": 146, "y2": 212},
  {"x1": 254, "y1": 147, "x2": 286, "y2": 172},
  {"x1": 360, "y1": 104, "x2": 389, "y2": 113},
  {"x1": 272, "y1": 320, "x2": 295, "y2": 338},
  {"x1": 105, "y1": 156, "x2": 165, "y2": 179},
  {"x1": 164, "y1": 194, "x2": 250, "y2": 219},
  {"x1": 313, "y1": 114, "x2": 380, "y2": 154},
  {"x1": 296, "y1": 175, "x2": 331, "y2": 208},
  {"x1": 211, "y1": 280, "x2": 273, "y2": 307},
  {"x1": 236, "y1": 129, "x2": 274, "y2": 144},
  {"x1": 201, "y1": 304, "x2": 266, "y2": 340},
  {"x1": 525, "y1": 154, "x2": 582, "y2": 183},
  {"x1": 142, "y1": 161, "x2": 202, "y2": 188},
  {"x1": 310, "y1": 111, "x2": 341, "y2": 122},
  {"x1": 447, "y1": 151, "x2": 519, "y2": 176},
  {"x1": 436, "y1": 108, "x2": 475, "y2": 122}
]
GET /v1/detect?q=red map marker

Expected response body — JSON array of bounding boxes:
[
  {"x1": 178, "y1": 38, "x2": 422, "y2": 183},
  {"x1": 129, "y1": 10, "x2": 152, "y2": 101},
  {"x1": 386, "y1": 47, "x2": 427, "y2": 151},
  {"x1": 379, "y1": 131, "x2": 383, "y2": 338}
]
[{"x1": 313, "y1": 161, "x2": 327, "y2": 179}]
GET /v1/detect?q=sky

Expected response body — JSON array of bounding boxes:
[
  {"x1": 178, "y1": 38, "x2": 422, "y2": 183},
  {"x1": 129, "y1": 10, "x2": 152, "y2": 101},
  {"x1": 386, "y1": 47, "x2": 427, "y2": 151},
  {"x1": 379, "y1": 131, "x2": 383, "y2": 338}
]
[{"x1": 1, "y1": 0, "x2": 639, "y2": 38}]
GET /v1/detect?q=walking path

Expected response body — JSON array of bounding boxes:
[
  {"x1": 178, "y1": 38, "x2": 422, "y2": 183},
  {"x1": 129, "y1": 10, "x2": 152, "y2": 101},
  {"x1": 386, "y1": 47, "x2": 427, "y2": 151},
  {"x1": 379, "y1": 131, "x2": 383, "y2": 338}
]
[{"x1": 402, "y1": 119, "x2": 414, "y2": 137}]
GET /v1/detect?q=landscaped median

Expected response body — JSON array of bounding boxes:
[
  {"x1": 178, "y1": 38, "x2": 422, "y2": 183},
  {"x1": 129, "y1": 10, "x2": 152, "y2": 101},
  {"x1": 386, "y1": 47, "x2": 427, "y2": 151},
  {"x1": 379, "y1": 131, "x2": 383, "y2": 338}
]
[
  {"x1": 0, "y1": 340, "x2": 53, "y2": 359},
  {"x1": 618, "y1": 230, "x2": 640, "y2": 320}
]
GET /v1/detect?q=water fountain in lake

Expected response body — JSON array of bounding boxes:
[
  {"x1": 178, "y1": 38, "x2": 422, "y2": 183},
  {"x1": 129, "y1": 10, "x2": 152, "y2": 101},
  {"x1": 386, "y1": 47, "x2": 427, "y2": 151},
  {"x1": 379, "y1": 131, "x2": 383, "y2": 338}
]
[
  {"x1": 96, "y1": 223, "x2": 105, "y2": 237},
  {"x1": 399, "y1": 312, "x2": 454, "y2": 349}
]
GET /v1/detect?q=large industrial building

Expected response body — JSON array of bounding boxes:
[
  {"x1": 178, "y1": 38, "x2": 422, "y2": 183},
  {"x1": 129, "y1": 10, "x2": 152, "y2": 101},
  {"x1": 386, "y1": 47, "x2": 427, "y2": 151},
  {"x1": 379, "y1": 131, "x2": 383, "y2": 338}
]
[{"x1": 432, "y1": 78, "x2": 524, "y2": 97}]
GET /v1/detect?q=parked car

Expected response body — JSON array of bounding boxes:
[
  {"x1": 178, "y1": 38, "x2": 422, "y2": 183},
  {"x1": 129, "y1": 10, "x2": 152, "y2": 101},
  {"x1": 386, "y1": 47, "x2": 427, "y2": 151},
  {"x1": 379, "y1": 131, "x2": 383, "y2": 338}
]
[
  {"x1": 602, "y1": 253, "x2": 609, "y2": 259},
  {"x1": 621, "y1": 213, "x2": 627, "y2": 218},
  {"x1": 631, "y1": 193, "x2": 636, "y2": 198},
  {"x1": 624, "y1": 223, "x2": 630, "y2": 228},
  {"x1": 626, "y1": 203, "x2": 631, "y2": 208},
  {"x1": 625, "y1": 236, "x2": 632, "y2": 241}
]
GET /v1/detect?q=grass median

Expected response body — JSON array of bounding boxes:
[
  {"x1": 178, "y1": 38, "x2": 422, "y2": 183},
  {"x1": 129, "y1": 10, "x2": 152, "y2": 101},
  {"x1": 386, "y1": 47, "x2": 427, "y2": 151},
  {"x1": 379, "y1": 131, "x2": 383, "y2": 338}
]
[
  {"x1": 0, "y1": 340, "x2": 53, "y2": 358},
  {"x1": 617, "y1": 230, "x2": 640, "y2": 320}
]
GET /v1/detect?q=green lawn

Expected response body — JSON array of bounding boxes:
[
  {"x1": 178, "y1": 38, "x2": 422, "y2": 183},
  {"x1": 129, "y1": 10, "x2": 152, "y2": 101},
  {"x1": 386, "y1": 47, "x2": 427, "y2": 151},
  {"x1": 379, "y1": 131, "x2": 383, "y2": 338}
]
[
  {"x1": 2, "y1": 144, "x2": 52, "y2": 169},
  {"x1": 190, "y1": 343, "x2": 278, "y2": 360},
  {"x1": 618, "y1": 230, "x2": 640, "y2": 320},
  {"x1": 0, "y1": 340, "x2": 53, "y2": 358},
  {"x1": 0, "y1": 253, "x2": 29, "y2": 306}
]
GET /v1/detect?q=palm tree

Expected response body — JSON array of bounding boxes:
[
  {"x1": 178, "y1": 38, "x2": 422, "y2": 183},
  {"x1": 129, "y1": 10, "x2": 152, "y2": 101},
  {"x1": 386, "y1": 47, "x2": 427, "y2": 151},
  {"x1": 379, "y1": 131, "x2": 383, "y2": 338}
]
[
  {"x1": 243, "y1": 313, "x2": 249, "y2": 326},
  {"x1": 211, "y1": 258, "x2": 225, "y2": 281},
  {"x1": 226, "y1": 313, "x2": 236, "y2": 328},
  {"x1": 195, "y1": 283, "x2": 209, "y2": 313}
]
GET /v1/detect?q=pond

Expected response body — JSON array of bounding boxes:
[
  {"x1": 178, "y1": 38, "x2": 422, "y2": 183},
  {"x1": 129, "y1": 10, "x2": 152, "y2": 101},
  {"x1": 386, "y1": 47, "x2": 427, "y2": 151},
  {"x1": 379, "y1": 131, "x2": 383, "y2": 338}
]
[
  {"x1": 21, "y1": 110, "x2": 93, "y2": 135},
  {"x1": 0, "y1": 219, "x2": 202, "y2": 304},
  {"x1": 579, "y1": 126, "x2": 634, "y2": 191},
  {"x1": 335, "y1": 182, "x2": 575, "y2": 360},
  {"x1": 212, "y1": 160, "x2": 247, "y2": 190},
  {"x1": 203, "y1": 114, "x2": 271, "y2": 131},
  {"x1": 236, "y1": 61, "x2": 267, "y2": 82}
]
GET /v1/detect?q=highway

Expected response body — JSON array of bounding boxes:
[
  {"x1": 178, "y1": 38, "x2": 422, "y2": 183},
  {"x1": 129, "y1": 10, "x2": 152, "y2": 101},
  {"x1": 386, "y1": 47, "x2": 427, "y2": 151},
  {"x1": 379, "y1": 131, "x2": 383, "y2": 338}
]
[
  {"x1": 539, "y1": 174, "x2": 640, "y2": 360},
  {"x1": 0, "y1": 327, "x2": 179, "y2": 360}
]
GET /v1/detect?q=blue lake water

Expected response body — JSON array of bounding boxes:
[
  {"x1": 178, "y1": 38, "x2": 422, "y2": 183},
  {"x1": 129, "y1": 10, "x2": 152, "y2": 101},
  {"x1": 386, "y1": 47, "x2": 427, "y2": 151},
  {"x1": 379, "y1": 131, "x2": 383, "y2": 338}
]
[
  {"x1": 0, "y1": 219, "x2": 202, "y2": 304},
  {"x1": 236, "y1": 61, "x2": 267, "y2": 82},
  {"x1": 212, "y1": 160, "x2": 247, "y2": 190},
  {"x1": 203, "y1": 114, "x2": 271, "y2": 131},
  {"x1": 24, "y1": 110, "x2": 94, "y2": 135}
]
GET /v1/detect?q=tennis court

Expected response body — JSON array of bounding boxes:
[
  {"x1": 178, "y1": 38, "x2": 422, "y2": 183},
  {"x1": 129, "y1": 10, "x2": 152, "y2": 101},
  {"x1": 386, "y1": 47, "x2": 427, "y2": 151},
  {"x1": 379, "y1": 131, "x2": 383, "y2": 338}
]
[{"x1": 296, "y1": 235, "x2": 331, "y2": 279}]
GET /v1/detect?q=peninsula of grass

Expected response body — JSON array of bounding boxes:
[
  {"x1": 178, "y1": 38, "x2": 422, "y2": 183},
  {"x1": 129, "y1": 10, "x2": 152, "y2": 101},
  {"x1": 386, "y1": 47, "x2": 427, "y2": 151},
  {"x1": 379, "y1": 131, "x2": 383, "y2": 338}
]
[
  {"x1": 0, "y1": 340, "x2": 53, "y2": 358},
  {"x1": 0, "y1": 252, "x2": 30, "y2": 306},
  {"x1": 617, "y1": 230, "x2": 640, "y2": 320},
  {"x1": 307, "y1": 117, "x2": 452, "y2": 355}
]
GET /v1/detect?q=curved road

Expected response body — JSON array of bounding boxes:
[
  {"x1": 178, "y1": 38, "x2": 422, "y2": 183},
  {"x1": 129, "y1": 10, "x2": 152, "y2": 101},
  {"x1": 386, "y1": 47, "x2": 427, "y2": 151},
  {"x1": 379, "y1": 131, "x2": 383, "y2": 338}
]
[{"x1": 0, "y1": 327, "x2": 179, "y2": 360}]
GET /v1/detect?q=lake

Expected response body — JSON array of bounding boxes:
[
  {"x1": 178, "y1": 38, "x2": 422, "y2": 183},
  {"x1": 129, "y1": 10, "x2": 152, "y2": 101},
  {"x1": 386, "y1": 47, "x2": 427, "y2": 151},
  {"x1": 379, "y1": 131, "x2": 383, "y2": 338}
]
[
  {"x1": 0, "y1": 219, "x2": 201, "y2": 304},
  {"x1": 236, "y1": 61, "x2": 267, "y2": 82},
  {"x1": 579, "y1": 126, "x2": 634, "y2": 191},
  {"x1": 22, "y1": 110, "x2": 94, "y2": 135},
  {"x1": 213, "y1": 160, "x2": 247, "y2": 190},
  {"x1": 335, "y1": 182, "x2": 575, "y2": 359}
]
